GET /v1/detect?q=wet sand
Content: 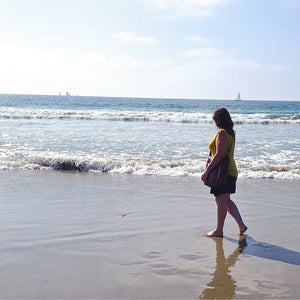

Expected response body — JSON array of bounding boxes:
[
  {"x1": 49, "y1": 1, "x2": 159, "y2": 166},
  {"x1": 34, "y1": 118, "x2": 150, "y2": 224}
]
[{"x1": 0, "y1": 170, "x2": 299, "y2": 299}]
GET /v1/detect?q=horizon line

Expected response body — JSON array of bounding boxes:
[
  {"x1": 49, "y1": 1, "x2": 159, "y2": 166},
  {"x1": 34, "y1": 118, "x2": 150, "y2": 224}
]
[{"x1": 0, "y1": 92, "x2": 299, "y2": 102}]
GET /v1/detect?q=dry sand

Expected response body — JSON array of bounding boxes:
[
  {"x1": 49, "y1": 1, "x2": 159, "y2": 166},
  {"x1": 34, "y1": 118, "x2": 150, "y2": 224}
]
[{"x1": 0, "y1": 170, "x2": 299, "y2": 299}]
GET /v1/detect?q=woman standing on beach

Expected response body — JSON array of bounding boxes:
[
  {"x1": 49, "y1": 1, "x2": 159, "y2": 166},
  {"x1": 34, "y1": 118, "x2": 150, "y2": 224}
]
[{"x1": 201, "y1": 108, "x2": 247, "y2": 237}]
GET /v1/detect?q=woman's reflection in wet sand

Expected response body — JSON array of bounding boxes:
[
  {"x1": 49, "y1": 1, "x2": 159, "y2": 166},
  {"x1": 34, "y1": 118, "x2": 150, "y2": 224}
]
[{"x1": 200, "y1": 236, "x2": 247, "y2": 299}]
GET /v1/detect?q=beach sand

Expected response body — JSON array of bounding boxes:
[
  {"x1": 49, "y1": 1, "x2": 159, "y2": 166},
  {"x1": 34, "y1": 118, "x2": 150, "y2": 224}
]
[{"x1": 0, "y1": 170, "x2": 299, "y2": 299}]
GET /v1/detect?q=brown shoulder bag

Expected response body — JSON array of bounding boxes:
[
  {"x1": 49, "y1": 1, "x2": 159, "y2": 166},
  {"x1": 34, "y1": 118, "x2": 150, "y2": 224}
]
[{"x1": 204, "y1": 142, "x2": 232, "y2": 187}]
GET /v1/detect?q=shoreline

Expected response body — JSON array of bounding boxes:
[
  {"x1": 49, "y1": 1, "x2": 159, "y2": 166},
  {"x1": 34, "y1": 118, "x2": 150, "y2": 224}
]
[{"x1": 1, "y1": 170, "x2": 299, "y2": 299}]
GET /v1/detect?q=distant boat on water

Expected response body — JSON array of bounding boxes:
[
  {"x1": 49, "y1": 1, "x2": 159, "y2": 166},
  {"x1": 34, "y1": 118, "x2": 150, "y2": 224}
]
[{"x1": 235, "y1": 92, "x2": 241, "y2": 101}]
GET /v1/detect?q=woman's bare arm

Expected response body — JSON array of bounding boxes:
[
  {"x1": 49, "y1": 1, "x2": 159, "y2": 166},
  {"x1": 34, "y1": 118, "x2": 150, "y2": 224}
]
[{"x1": 201, "y1": 130, "x2": 227, "y2": 182}]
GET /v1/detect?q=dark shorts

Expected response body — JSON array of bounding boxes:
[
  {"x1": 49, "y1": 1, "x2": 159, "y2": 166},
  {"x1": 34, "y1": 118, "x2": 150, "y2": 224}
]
[{"x1": 210, "y1": 175, "x2": 237, "y2": 197}]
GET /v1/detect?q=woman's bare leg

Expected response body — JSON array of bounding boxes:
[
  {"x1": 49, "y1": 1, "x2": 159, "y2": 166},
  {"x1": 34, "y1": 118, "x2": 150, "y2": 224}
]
[
  {"x1": 227, "y1": 199, "x2": 248, "y2": 234},
  {"x1": 204, "y1": 193, "x2": 229, "y2": 237}
]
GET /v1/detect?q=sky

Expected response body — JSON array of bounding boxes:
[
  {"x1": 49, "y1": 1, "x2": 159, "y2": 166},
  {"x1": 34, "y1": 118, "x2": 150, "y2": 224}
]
[{"x1": 0, "y1": 0, "x2": 299, "y2": 100}]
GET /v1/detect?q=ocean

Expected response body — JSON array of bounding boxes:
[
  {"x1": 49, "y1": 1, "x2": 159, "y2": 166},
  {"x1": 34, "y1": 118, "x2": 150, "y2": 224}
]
[{"x1": 0, "y1": 94, "x2": 299, "y2": 179}]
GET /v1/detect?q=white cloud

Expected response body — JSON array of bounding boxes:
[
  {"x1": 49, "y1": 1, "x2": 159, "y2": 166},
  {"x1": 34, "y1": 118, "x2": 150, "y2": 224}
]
[
  {"x1": 40, "y1": 35, "x2": 63, "y2": 42},
  {"x1": 269, "y1": 65, "x2": 291, "y2": 71},
  {"x1": 82, "y1": 52, "x2": 106, "y2": 63},
  {"x1": 184, "y1": 47, "x2": 221, "y2": 57},
  {"x1": 144, "y1": 0, "x2": 232, "y2": 17},
  {"x1": 184, "y1": 55, "x2": 261, "y2": 70},
  {"x1": 111, "y1": 54, "x2": 145, "y2": 68},
  {"x1": 82, "y1": 52, "x2": 145, "y2": 69},
  {"x1": 186, "y1": 35, "x2": 211, "y2": 43},
  {"x1": 216, "y1": 58, "x2": 261, "y2": 70},
  {"x1": 114, "y1": 32, "x2": 158, "y2": 44},
  {"x1": 182, "y1": 44, "x2": 262, "y2": 71},
  {"x1": 0, "y1": 44, "x2": 69, "y2": 94}
]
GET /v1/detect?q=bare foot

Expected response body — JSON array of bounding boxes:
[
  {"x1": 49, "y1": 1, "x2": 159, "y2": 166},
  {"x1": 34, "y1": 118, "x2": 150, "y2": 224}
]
[
  {"x1": 204, "y1": 230, "x2": 223, "y2": 238},
  {"x1": 240, "y1": 226, "x2": 248, "y2": 235}
]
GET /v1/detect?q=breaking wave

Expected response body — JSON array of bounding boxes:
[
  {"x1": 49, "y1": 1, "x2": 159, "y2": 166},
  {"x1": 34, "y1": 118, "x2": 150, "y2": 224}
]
[
  {"x1": 0, "y1": 107, "x2": 299, "y2": 124},
  {"x1": 1, "y1": 155, "x2": 299, "y2": 180}
]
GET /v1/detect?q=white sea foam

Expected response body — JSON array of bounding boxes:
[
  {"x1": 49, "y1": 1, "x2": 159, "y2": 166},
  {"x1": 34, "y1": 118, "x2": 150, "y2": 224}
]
[
  {"x1": 0, "y1": 107, "x2": 299, "y2": 124},
  {"x1": 1, "y1": 152, "x2": 299, "y2": 179}
]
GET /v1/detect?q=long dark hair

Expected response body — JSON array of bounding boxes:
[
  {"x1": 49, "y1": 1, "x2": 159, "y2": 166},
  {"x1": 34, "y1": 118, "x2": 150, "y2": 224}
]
[{"x1": 213, "y1": 107, "x2": 235, "y2": 136}]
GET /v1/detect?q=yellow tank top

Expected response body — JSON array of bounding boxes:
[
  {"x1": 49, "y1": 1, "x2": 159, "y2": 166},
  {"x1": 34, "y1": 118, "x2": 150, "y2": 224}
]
[{"x1": 208, "y1": 129, "x2": 238, "y2": 178}]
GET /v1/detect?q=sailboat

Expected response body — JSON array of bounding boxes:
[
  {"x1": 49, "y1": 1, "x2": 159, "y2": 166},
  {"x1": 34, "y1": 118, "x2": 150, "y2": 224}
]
[{"x1": 235, "y1": 92, "x2": 241, "y2": 101}]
